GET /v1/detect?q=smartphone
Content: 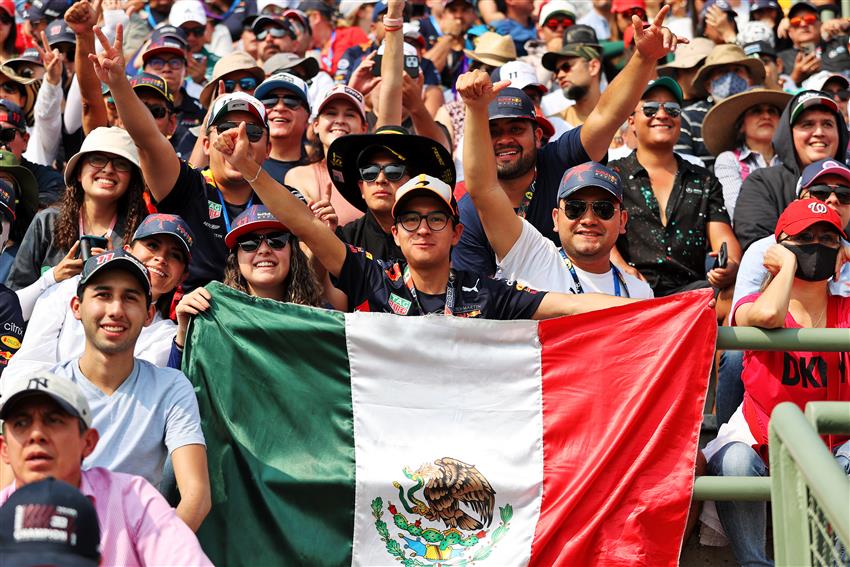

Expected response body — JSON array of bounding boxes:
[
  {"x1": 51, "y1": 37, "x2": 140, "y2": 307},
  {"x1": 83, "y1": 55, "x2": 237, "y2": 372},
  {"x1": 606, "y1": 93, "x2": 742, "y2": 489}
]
[
  {"x1": 371, "y1": 54, "x2": 421, "y2": 78},
  {"x1": 713, "y1": 242, "x2": 728, "y2": 270},
  {"x1": 79, "y1": 235, "x2": 109, "y2": 261},
  {"x1": 800, "y1": 42, "x2": 816, "y2": 55}
]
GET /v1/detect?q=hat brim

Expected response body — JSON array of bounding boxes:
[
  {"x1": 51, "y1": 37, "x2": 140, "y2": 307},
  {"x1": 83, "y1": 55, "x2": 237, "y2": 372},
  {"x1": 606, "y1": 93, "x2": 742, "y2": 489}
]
[
  {"x1": 0, "y1": 164, "x2": 39, "y2": 216},
  {"x1": 702, "y1": 89, "x2": 792, "y2": 156},
  {"x1": 142, "y1": 46, "x2": 187, "y2": 62},
  {"x1": 199, "y1": 65, "x2": 265, "y2": 108},
  {"x1": 78, "y1": 257, "x2": 152, "y2": 299},
  {"x1": 134, "y1": 229, "x2": 192, "y2": 262},
  {"x1": 327, "y1": 133, "x2": 455, "y2": 213},
  {"x1": 224, "y1": 219, "x2": 289, "y2": 248},
  {"x1": 64, "y1": 147, "x2": 141, "y2": 187},
  {"x1": 254, "y1": 80, "x2": 309, "y2": 106},
  {"x1": 691, "y1": 58, "x2": 766, "y2": 99},
  {"x1": 0, "y1": 390, "x2": 87, "y2": 427},
  {"x1": 392, "y1": 187, "x2": 457, "y2": 218},
  {"x1": 464, "y1": 50, "x2": 515, "y2": 67},
  {"x1": 316, "y1": 92, "x2": 367, "y2": 123},
  {"x1": 780, "y1": 217, "x2": 847, "y2": 240},
  {"x1": 541, "y1": 46, "x2": 602, "y2": 70}
]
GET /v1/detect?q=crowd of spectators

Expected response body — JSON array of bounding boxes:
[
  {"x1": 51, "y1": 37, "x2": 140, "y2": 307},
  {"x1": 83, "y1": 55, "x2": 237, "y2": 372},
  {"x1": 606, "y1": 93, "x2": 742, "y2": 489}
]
[{"x1": 0, "y1": 0, "x2": 848, "y2": 564}]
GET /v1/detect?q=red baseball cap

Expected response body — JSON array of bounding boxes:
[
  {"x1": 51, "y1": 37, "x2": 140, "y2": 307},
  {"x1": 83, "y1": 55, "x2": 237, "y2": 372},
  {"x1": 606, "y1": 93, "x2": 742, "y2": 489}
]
[{"x1": 774, "y1": 198, "x2": 847, "y2": 240}]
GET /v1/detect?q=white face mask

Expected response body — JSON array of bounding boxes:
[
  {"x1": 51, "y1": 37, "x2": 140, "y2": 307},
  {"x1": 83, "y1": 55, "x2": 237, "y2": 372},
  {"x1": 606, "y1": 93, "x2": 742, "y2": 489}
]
[{"x1": 0, "y1": 220, "x2": 10, "y2": 253}]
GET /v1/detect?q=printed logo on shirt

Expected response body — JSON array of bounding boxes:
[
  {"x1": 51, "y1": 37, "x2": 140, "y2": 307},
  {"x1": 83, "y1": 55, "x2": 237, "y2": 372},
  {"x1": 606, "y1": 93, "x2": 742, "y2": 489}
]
[
  {"x1": 208, "y1": 201, "x2": 222, "y2": 219},
  {"x1": 1, "y1": 335, "x2": 20, "y2": 349},
  {"x1": 388, "y1": 293, "x2": 411, "y2": 315},
  {"x1": 203, "y1": 221, "x2": 222, "y2": 232},
  {"x1": 0, "y1": 349, "x2": 12, "y2": 362},
  {"x1": 385, "y1": 263, "x2": 402, "y2": 282}
]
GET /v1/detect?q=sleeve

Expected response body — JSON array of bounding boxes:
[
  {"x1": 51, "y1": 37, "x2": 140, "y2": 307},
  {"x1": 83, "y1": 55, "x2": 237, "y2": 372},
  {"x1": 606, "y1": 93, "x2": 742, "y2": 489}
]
[
  {"x1": 451, "y1": 195, "x2": 497, "y2": 276},
  {"x1": 731, "y1": 238, "x2": 770, "y2": 312},
  {"x1": 329, "y1": 245, "x2": 387, "y2": 310},
  {"x1": 23, "y1": 81, "x2": 64, "y2": 166},
  {"x1": 5, "y1": 279, "x2": 71, "y2": 379},
  {"x1": 167, "y1": 340, "x2": 183, "y2": 370},
  {"x1": 485, "y1": 278, "x2": 547, "y2": 320},
  {"x1": 706, "y1": 174, "x2": 731, "y2": 224},
  {"x1": 155, "y1": 161, "x2": 197, "y2": 210},
  {"x1": 733, "y1": 169, "x2": 783, "y2": 251},
  {"x1": 730, "y1": 292, "x2": 761, "y2": 327},
  {"x1": 129, "y1": 475, "x2": 214, "y2": 566},
  {"x1": 15, "y1": 268, "x2": 57, "y2": 321},
  {"x1": 541, "y1": 125, "x2": 594, "y2": 170},
  {"x1": 497, "y1": 219, "x2": 572, "y2": 291},
  {"x1": 713, "y1": 151, "x2": 743, "y2": 220},
  {"x1": 63, "y1": 76, "x2": 83, "y2": 134},
  {"x1": 163, "y1": 372, "x2": 206, "y2": 452},
  {"x1": 6, "y1": 212, "x2": 50, "y2": 291},
  {"x1": 0, "y1": 290, "x2": 24, "y2": 377}
]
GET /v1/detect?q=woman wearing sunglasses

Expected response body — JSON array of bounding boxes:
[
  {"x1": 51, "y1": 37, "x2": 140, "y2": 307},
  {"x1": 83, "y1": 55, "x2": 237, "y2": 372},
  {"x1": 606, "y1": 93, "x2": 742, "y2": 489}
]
[
  {"x1": 704, "y1": 88, "x2": 791, "y2": 221},
  {"x1": 172, "y1": 205, "x2": 324, "y2": 366},
  {"x1": 702, "y1": 198, "x2": 850, "y2": 566},
  {"x1": 7, "y1": 127, "x2": 148, "y2": 294}
]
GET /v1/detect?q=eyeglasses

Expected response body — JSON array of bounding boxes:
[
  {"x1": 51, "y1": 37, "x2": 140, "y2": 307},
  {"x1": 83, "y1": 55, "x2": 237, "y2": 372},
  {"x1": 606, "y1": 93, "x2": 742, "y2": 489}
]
[
  {"x1": 806, "y1": 184, "x2": 850, "y2": 205},
  {"x1": 0, "y1": 127, "x2": 21, "y2": 144},
  {"x1": 359, "y1": 163, "x2": 407, "y2": 182},
  {"x1": 543, "y1": 17, "x2": 574, "y2": 30},
  {"x1": 562, "y1": 200, "x2": 618, "y2": 220},
  {"x1": 260, "y1": 95, "x2": 304, "y2": 110},
  {"x1": 780, "y1": 231, "x2": 841, "y2": 247},
  {"x1": 223, "y1": 77, "x2": 259, "y2": 92},
  {"x1": 554, "y1": 59, "x2": 581, "y2": 74},
  {"x1": 181, "y1": 26, "x2": 206, "y2": 37},
  {"x1": 255, "y1": 25, "x2": 292, "y2": 41},
  {"x1": 144, "y1": 103, "x2": 170, "y2": 119},
  {"x1": 236, "y1": 231, "x2": 291, "y2": 252},
  {"x1": 146, "y1": 57, "x2": 186, "y2": 70},
  {"x1": 640, "y1": 101, "x2": 682, "y2": 118},
  {"x1": 85, "y1": 153, "x2": 133, "y2": 172},
  {"x1": 789, "y1": 13, "x2": 818, "y2": 27},
  {"x1": 397, "y1": 211, "x2": 451, "y2": 232},
  {"x1": 0, "y1": 13, "x2": 12, "y2": 25},
  {"x1": 213, "y1": 121, "x2": 265, "y2": 142},
  {"x1": 0, "y1": 82, "x2": 22, "y2": 97}
]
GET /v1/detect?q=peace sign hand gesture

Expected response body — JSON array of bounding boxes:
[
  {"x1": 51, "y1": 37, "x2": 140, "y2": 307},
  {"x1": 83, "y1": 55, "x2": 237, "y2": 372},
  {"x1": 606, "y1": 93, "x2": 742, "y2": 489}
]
[
  {"x1": 632, "y1": 5, "x2": 688, "y2": 61},
  {"x1": 88, "y1": 23, "x2": 127, "y2": 87}
]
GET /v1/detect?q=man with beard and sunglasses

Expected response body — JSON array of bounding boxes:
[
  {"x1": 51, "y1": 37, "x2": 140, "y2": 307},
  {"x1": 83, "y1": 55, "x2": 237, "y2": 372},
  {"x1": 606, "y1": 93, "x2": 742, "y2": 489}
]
[
  {"x1": 609, "y1": 78, "x2": 741, "y2": 299},
  {"x1": 452, "y1": 6, "x2": 686, "y2": 277},
  {"x1": 460, "y1": 71, "x2": 652, "y2": 299}
]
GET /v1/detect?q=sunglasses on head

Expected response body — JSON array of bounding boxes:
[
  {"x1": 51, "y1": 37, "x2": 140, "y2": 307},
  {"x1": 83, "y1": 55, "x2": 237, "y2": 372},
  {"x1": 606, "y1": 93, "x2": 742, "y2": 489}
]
[
  {"x1": 640, "y1": 101, "x2": 682, "y2": 118},
  {"x1": 255, "y1": 25, "x2": 293, "y2": 41},
  {"x1": 213, "y1": 121, "x2": 265, "y2": 142},
  {"x1": 544, "y1": 17, "x2": 574, "y2": 30},
  {"x1": 789, "y1": 13, "x2": 818, "y2": 27},
  {"x1": 147, "y1": 57, "x2": 186, "y2": 70},
  {"x1": 223, "y1": 77, "x2": 259, "y2": 92},
  {"x1": 236, "y1": 231, "x2": 290, "y2": 251},
  {"x1": 144, "y1": 103, "x2": 170, "y2": 119},
  {"x1": 0, "y1": 127, "x2": 20, "y2": 144},
  {"x1": 181, "y1": 25, "x2": 206, "y2": 37},
  {"x1": 261, "y1": 94, "x2": 304, "y2": 110},
  {"x1": 359, "y1": 163, "x2": 407, "y2": 182},
  {"x1": 562, "y1": 200, "x2": 618, "y2": 220},
  {"x1": 806, "y1": 184, "x2": 850, "y2": 205}
]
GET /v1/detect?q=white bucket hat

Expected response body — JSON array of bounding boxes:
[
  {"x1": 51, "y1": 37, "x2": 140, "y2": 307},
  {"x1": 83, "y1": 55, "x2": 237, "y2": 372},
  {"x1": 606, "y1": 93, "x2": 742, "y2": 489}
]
[{"x1": 63, "y1": 127, "x2": 141, "y2": 186}]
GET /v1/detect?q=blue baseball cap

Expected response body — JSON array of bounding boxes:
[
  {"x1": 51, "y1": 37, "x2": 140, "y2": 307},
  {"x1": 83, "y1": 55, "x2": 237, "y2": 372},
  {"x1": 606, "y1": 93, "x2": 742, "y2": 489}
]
[
  {"x1": 487, "y1": 87, "x2": 537, "y2": 122},
  {"x1": 254, "y1": 72, "x2": 310, "y2": 111},
  {"x1": 557, "y1": 162, "x2": 623, "y2": 202},
  {"x1": 225, "y1": 205, "x2": 289, "y2": 249},
  {"x1": 797, "y1": 159, "x2": 850, "y2": 195},
  {"x1": 78, "y1": 250, "x2": 152, "y2": 303},
  {"x1": 372, "y1": 1, "x2": 388, "y2": 21},
  {"x1": 132, "y1": 213, "x2": 195, "y2": 262}
]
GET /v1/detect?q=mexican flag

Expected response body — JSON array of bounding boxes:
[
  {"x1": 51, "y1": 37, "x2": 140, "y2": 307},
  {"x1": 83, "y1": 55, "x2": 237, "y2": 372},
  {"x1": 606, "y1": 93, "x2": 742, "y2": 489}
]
[{"x1": 185, "y1": 283, "x2": 715, "y2": 566}]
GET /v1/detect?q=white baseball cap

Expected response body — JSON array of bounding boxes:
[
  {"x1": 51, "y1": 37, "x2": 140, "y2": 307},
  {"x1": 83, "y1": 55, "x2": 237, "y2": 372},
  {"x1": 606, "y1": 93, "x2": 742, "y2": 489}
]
[
  {"x1": 538, "y1": 0, "x2": 577, "y2": 25},
  {"x1": 169, "y1": 0, "x2": 207, "y2": 28},
  {"x1": 0, "y1": 372, "x2": 93, "y2": 428},
  {"x1": 392, "y1": 174, "x2": 458, "y2": 218},
  {"x1": 491, "y1": 60, "x2": 546, "y2": 95}
]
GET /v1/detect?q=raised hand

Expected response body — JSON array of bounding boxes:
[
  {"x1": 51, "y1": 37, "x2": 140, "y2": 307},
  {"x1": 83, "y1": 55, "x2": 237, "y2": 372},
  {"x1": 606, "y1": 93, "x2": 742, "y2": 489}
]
[
  {"x1": 64, "y1": 0, "x2": 102, "y2": 36},
  {"x1": 456, "y1": 70, "x2": 511, "y2": 110},
  {"x1": 211, "y1": 123, "x2": 254, "y2": 174},
  {"x1": 632, "y1": 5, "x2": 687, "y2": 61},
  {"x1": 34, "y1": 31, "x2": 63, "y2": 86},
  {"x1": 89, "y1": 23, "x2": 126, "y2": 86},
  {"x1": 310, "y1": 199, "x2": 338, "y2": 231},
  {"x1": 347, "y1": 51, "x2": 381, "y2": 97},
  {"x1": 53, "y1": 242, "x2": 84, "y2": 282}
]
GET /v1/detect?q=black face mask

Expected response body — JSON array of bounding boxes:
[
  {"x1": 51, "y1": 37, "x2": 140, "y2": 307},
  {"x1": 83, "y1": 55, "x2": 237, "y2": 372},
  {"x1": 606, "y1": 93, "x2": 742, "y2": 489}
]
[{"x1": 781, "y1": 243, "x2": 839, "y2": 281}]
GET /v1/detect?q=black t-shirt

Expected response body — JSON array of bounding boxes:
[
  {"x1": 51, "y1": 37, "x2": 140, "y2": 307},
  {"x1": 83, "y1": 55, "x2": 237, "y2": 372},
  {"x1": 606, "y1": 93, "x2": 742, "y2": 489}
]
[
  {"x1": 262, "y1": 157, "x2": 301, "y2": 183},
  {"x1": 332, "y1": 245, "x2": 546, "y2": 319},
  {"x1": 336, "y1": 211, "x2": 402, "y2": 261},
  {"x1": 175, "y1": 88, "x2": 206, "y2": 130},
  {"x1": 0, "y1": 285, "x2": 23, "y2": 376}
]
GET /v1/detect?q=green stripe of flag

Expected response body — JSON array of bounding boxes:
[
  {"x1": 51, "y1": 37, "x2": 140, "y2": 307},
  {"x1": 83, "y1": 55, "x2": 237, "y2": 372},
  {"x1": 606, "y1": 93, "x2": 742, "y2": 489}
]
[{"x1": 185, "y1": 282, "x2": 355, "y2": 566}]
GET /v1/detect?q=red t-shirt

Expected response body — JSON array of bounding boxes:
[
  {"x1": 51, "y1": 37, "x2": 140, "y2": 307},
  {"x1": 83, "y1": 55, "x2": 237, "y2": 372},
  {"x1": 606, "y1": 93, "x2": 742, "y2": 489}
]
[
  {"x1": 321, "y1": 26, "x2": 369, "y2": 75},
  {"x1": 733, "y1": 293, "x2": 850, "y2": 451}
]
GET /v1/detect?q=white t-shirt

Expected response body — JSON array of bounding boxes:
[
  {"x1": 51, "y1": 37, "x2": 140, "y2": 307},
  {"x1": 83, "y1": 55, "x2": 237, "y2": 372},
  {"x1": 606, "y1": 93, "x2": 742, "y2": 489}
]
[{"x1": 496, "y1": 219, "x2": 654, "y2": 298}]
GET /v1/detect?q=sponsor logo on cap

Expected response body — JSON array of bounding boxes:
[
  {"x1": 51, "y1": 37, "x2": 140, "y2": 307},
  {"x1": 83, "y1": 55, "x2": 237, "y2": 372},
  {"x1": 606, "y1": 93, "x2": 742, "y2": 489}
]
[
  {"x1": 594, "y1": 168, "x2": 619, "y2": 185},
  {"x1": 496, "y1": 95, "x2": 523, "y2": 108},
  {"x1": 809, "y1": 202, "x2": 828, "y2": 214}
]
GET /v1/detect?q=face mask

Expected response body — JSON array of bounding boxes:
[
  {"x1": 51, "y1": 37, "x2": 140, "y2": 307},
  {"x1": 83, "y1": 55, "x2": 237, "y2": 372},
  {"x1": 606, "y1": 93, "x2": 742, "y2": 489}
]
[
  {"x1": 781, "y1": 243, "x2": 839, "y2": 281},
  {"x1": 709, "y1": 72, "x2": 748, "y2": 100}
]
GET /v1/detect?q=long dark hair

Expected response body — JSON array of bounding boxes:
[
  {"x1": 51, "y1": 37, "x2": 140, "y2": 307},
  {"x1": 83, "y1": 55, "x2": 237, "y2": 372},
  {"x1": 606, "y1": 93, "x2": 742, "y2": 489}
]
[
  {"x1": 222, "y1": 234, "x2": 324, "y2": 306},
  {"x1": 2, "y1": 18, "x2": 17, "y2": 58},
  {"x1": 54, "y1": 167, "x2": 147, "y2": 251}
]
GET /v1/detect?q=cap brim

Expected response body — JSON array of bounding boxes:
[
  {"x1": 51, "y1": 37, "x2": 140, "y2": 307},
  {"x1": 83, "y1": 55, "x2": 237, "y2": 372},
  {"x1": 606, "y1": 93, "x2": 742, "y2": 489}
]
[
  {"x1": 2, "y1": 550, "x2": 98, "y2": 567},
  {"x1": 559, "y1": 183, "x2": 622, "y2": 202},
  {"x1": 781, "y1": 217, "x2": 847, "y2": 240},
  {"x1": 224, "y1": 220, "x2": 289, "y2": 248},
  {"x1": 327, "y1": 132, "x2": 455, "y2": 213},
  {"x1": 0, "y1": 164, "x2": 38, "y2": 216},
  {"x1": 702, "y1": 89, "x2": 792, "y2": 156},
  {"x1": 142, "y1": 46, "x2": 186, "y2": 61},
  {"x1": 0, "y1": 390, "x2": 85, "y2": 425},
  {"x1": 135, "y1": 229, "x2": 192, "y2": 261},
  {"x1": 78, "y1": 257, "x2": 152, "y2": 299},
  {"x1": 392, "y1": 187, "x2": 457, "y2": 218}
]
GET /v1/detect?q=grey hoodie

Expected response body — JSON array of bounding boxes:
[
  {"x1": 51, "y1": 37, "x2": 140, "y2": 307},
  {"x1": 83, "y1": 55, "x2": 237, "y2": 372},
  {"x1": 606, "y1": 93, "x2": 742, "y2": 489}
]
[{"x1": 733, "y1": 91, "x2": 849, "y2": 251}]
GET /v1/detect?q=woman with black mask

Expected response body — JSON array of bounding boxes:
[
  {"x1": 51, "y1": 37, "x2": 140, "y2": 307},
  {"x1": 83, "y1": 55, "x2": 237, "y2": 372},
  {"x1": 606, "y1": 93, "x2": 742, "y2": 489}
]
[{"x1": 701, "y1": 198, "x2": 850, "y2": 567}]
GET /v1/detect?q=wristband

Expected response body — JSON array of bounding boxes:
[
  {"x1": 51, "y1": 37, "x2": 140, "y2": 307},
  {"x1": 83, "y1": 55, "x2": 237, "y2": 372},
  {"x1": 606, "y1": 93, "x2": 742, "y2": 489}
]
[
  {"x1": 383, "y1": 25, "x2": 403, "y2": 32},
  {"x1": 245, "y1": 165, "x2": 263, "y2": 184},
  {"x1": 383, "y1": 16, "x2": 403, "y2": 28}
]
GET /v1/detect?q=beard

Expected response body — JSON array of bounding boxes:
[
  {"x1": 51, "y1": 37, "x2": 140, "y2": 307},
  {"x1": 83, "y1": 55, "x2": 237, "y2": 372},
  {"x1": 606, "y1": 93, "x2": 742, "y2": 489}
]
[
  {"x1": 564, "y1": 84, "x2": 589, "y2": 101},
  {"x1": 496, "y1": 147, "x2": 537, "y2": 180}
]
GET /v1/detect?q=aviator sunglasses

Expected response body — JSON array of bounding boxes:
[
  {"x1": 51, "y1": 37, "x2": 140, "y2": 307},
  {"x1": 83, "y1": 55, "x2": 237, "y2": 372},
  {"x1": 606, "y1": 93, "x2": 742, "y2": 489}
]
[{"x1": 640, "y1": 101, "x2": 682, "y2": 118}]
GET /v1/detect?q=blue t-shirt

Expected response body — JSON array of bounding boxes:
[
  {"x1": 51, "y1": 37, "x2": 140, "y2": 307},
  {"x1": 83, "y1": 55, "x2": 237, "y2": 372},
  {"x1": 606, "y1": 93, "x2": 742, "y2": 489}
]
[
  {"x1": 452, "y1": 125, "x2": 594, "y2": 276},
  {"x1": 490, "y1": 18, "x2": 537, "y2": 56},
  {"x1": 50, "y1": 358, "x2": 205, "y2": 488}
]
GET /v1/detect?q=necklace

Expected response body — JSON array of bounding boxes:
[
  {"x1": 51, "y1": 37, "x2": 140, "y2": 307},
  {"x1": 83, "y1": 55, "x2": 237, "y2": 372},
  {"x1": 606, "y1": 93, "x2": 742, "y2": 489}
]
[{"x1": 811, "y1": 307, "x2": 827, "y2": 328}]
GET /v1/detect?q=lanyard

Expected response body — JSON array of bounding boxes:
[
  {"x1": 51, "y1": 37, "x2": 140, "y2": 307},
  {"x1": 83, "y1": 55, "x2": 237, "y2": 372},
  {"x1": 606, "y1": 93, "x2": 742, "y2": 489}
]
[
  {"x1": 403, "y1": 265, "x2": 456, "y2": 315},
  {"x1": 430, "y1": 15, "x2": 443, "y2": 37},
  {"x1": 558, "y1": 248, "x2": 628, "y2": 298},
  {"x1": 144, "y1": 6, "x2": 157, "y2": 29},
  {"x1": 202, "y1": 169, "x2": 253, "y2": 234},
  {"x1": 517, "y1": 176, "x2": 537, "y2": 220},
  {"x1": 79, "y1": 211, "x2": 117, "y2": 239}
]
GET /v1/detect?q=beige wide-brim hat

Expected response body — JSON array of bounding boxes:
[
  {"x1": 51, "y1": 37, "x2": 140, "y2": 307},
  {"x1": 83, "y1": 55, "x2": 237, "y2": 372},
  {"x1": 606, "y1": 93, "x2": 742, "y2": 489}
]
[
  {"x1": 691, "y1": 44, "x2": 766, "y2": 99},
  {"x1": 702, "y1": 88, "x2": 792, "y2": 156},
  {"x1": 657, "y1": 37, "x2": 715, "y2": 75},
  {"x1": 63, "y1": 127, "x2": 142, "y2": 186},
  {"x1": 463, "y1": 31, "x2": 517, "y2": 67},
  {"x1": 199, "y1": 52, "x2": 266, "y2": 108},
  {"x1": 0, "y1": 63, "x2": 40, "y2": 126}
]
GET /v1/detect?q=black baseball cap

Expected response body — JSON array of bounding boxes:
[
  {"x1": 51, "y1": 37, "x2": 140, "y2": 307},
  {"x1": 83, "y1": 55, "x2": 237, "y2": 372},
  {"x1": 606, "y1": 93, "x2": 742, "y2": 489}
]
[
  {"x1": 487, "y1": 87, "x2": 537, "y2": 121},
  {"x1": 45, "y1": 20, "x2": 75, "y2": 47},
  {"x1": 132, "y1": 213, "x2": 194, "y2": 262},
  {"x1": 557, "y1": 162, "x2": 623, "y2": 202},
  {"x1": 78, "y1": 250, "x2": 152, "y2": 303},
  {"x1": 0, "y1": 478, "x2": 101, "y2": 567}
]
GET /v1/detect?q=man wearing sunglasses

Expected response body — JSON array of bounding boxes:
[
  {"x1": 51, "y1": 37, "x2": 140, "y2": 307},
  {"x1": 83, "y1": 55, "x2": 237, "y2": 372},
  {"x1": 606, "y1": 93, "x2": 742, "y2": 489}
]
[
  {"x1": 253, "y1": 72, "x2": 310, "y2": 182},
  {"x1": 169, "y1": 0, "x2": 219, "y2": 86},
  {"x1": 541, "y1": 25, "x2": 603, "y2": 130},
  {"x1": 128, "y1": 73, "x2": 185, "y2": 156},
  {"x1": 778, "y1": 2, "x2": 824, "y2": 88},
  {"x1": 252, "y1": 15, "x2": 298, "y2": 65},
  {"x1": 609, "y1": 78, "x2": 741, "y2": 298}
]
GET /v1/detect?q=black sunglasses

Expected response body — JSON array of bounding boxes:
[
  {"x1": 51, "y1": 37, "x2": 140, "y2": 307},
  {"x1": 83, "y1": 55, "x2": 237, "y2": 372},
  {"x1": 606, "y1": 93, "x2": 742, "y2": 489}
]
[
  {"x1": 236, "y1": 231, "x2": 291, "y2": 252},
  {"x1": 640, "y1": 101, "x2": 682, "y2": 118},
  {"x1": 260, "y1": 95, "x2": 303, "y2": 110},
  {"x1": 807, "y1": 184, "x2": 850, "y2": 205},
  {"x1": 359, "y1": 163, "x2": 407, "y2": 182},
  {"x1": 144, "y1": 103, "x2": 170, "y2": 119},
  {"x1": 0, "y1": 13, "x2": 12, "y2": 25},
  {"x1": 562, "y1": 200, "x2": 618, "y2": 220},
  {"x1": 213, "y1": 121, "x2": 265, "y2": 142},
  {"x1": 223, "y1": 77, "x2": 259, "y2": 92},
  {"x1": 181, "y1": 26, "x2": 206, "y2": 37},
  {"x1": 0, "y1": 127, "x2": 20, "y2": 144},
  {"x1": 554, "y1": 60, "x2": 581, "y2": 74}
]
